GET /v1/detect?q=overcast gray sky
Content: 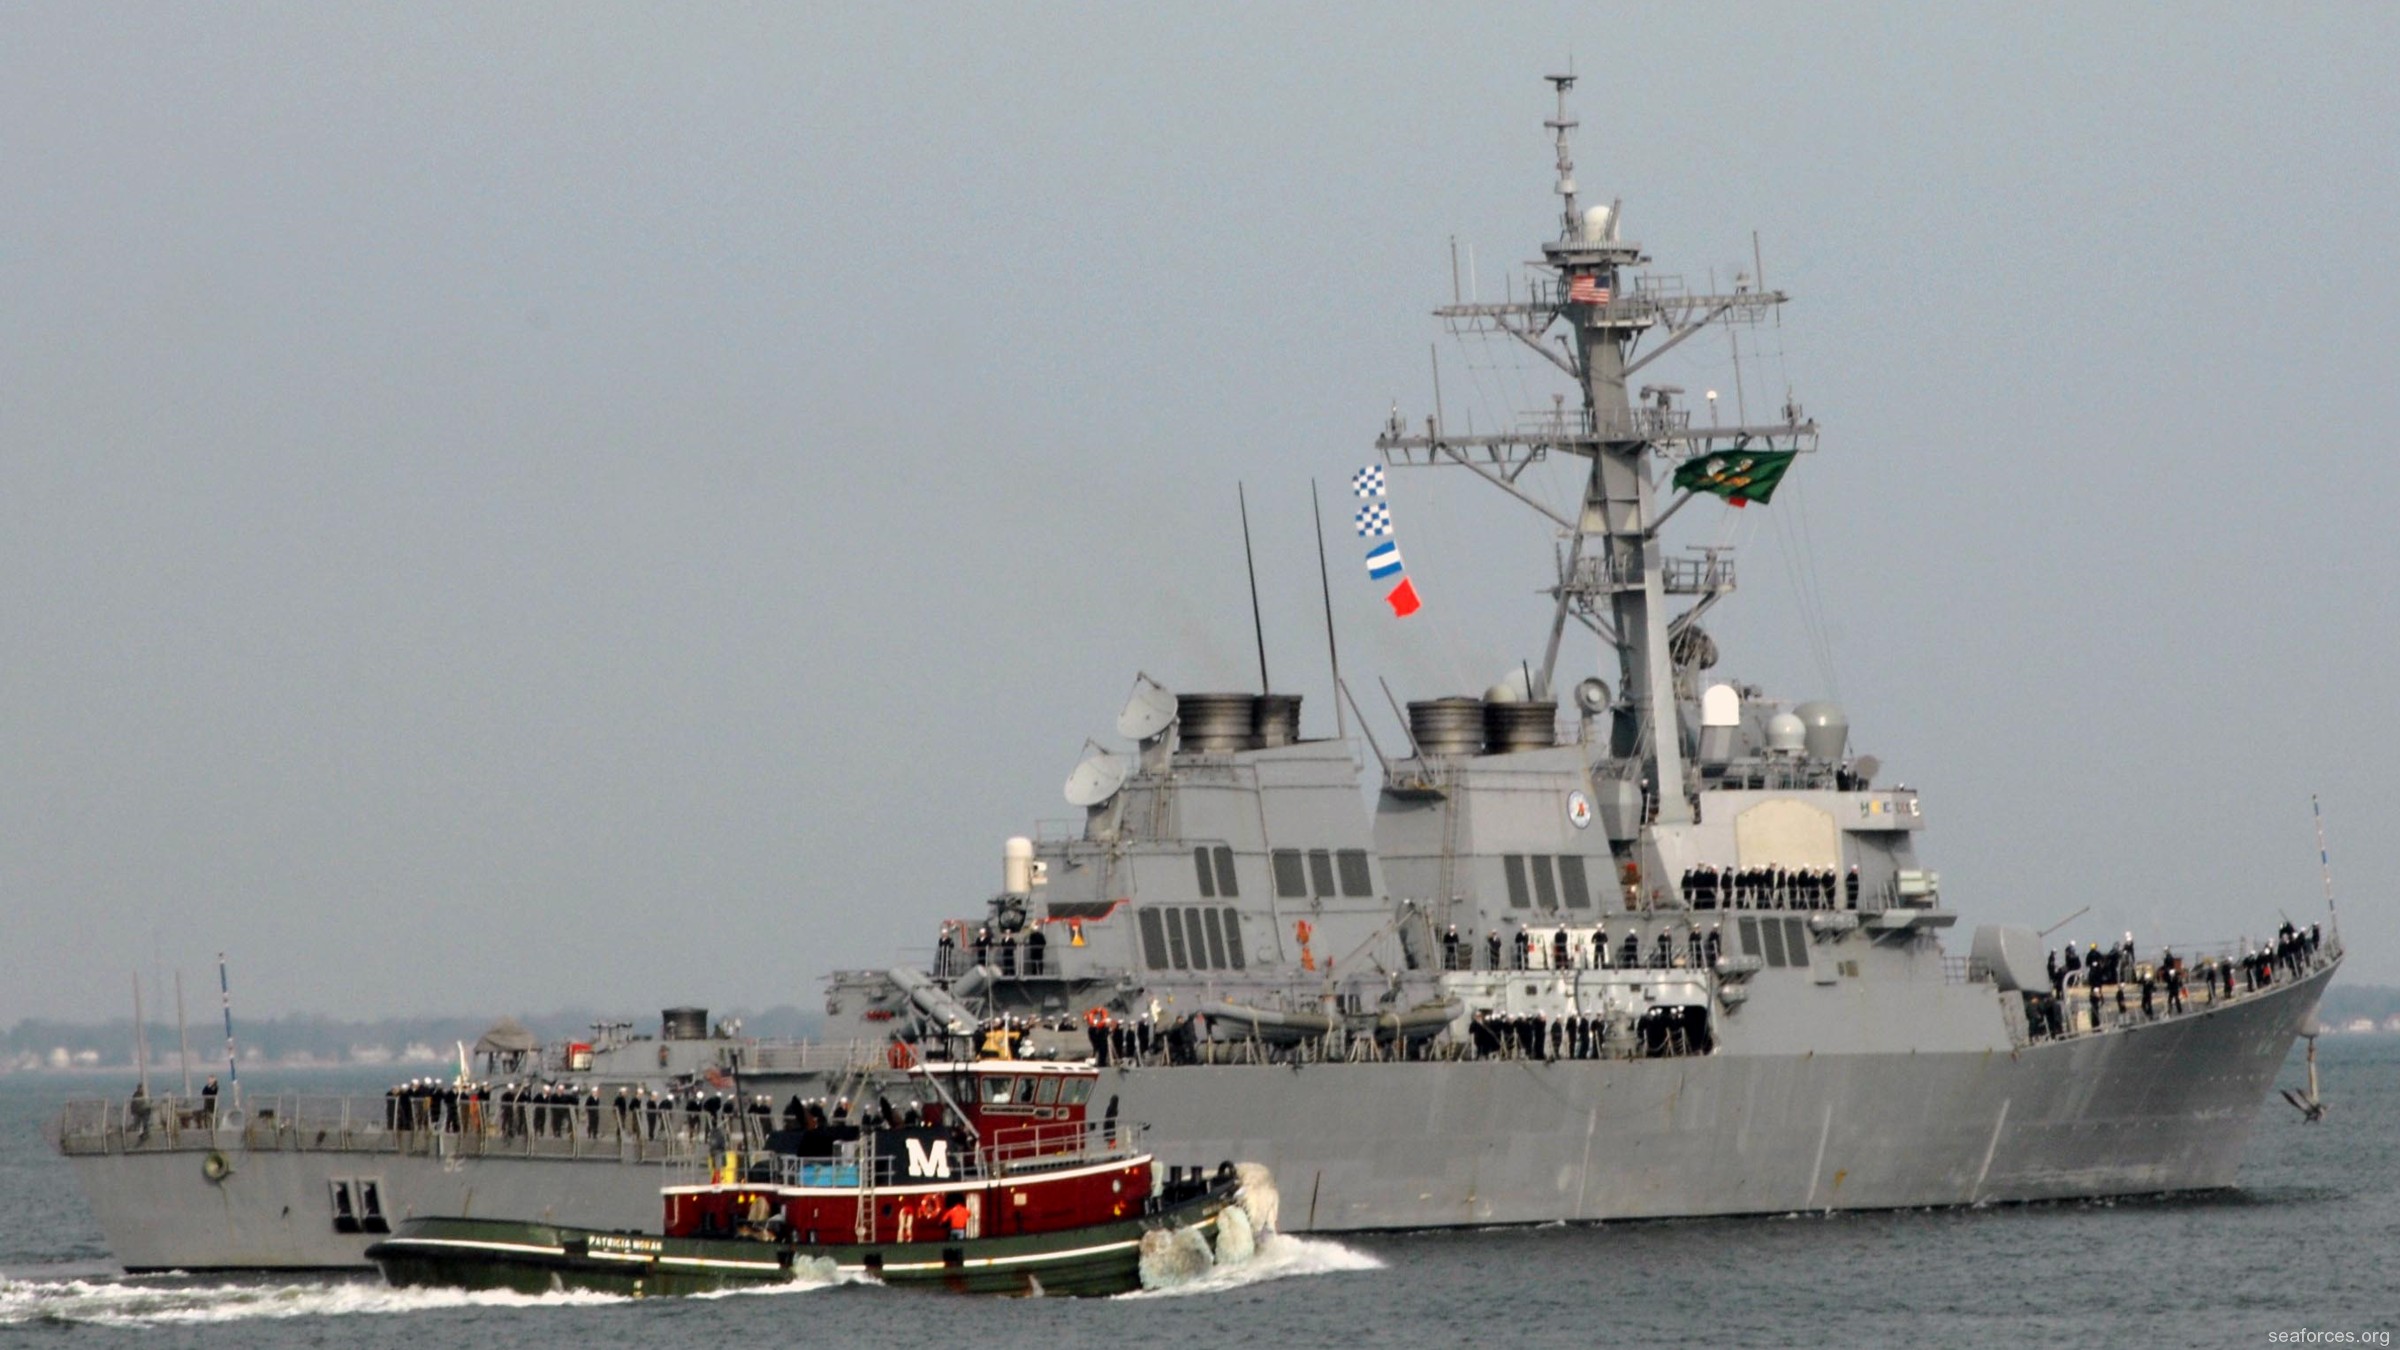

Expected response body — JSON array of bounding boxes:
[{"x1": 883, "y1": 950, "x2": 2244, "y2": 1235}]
[{"x1": 6, "y1": 4, "x2": 2397, "y2": 1025}]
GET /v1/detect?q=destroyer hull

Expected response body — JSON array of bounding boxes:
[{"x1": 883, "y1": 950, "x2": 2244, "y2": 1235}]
[{"x1": 67, "y1": 964, "x2": 2327, "y2": 1270}]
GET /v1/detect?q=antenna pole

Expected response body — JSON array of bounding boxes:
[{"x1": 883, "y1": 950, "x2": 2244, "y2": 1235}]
[
  {"x1": 132, "y1": 973, "x2": 149, "y2": 1098},
  {"x1": 2313, "y1": 794, "x2": 2339, "y2": 941},
  {"x1": 218, "y1": 951, "x2": 239, "y2": 1103},
  {"x1": 175, "y1": 969, "x2": 191, "y2": 1097},
  {"x1": 1239, "y1": 484, "x2": 1271, "y2": 695},
  {"x1": 1311, "y1": 480, "x2": 1347, "y2": 739}
]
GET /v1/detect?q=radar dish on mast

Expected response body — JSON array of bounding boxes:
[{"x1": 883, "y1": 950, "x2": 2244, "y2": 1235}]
[
  {"x1": 1063, "y1": 746, "x2": 1129, "y2": 807},
  {"x1": 1117, "y1": 674, "x2": 1178, "y2": 741},
  {"x1": 1575, "y1": 678, "x2": 1611, "y2": 715}
]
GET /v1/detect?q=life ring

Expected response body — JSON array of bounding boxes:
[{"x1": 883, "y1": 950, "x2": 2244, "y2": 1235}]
[
  {"x1": 1083, "y1": 1006, "x2": 1108, "y2": 1029},
  {"x1": 201, "y1": 1150, "x2": 231, "y2": 1182},
  {"x1": 917, "y1": 1193, "x2": 943, "y2": 1221},
  {"x1": 886, "y1": 1040, "x2": 916, "y2": 1070}
]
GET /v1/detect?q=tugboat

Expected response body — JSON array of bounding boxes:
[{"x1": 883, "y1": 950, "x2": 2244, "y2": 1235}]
[{"x1": 365, "y1": 1055, "x2": 1258, "y2": 1297}]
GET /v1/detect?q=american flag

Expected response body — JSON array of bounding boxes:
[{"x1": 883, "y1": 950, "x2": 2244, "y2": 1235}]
[{"x1": 1568, "y1": 273, "x2": 1610, "y2": 305}]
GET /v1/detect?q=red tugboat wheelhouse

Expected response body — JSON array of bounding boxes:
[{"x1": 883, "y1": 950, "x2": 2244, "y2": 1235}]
[{"x1": 365, "y1": 1057, "x2": 1263, "y2": 1297}]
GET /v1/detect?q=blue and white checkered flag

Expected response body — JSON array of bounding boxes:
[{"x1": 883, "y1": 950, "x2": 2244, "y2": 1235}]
[
  {"x1": 1354, "y1": 502, "x2": 1393, "y2": 538},
  {"x1": 1352, "y1": 465, "x2": 1387, "y2": 498}
]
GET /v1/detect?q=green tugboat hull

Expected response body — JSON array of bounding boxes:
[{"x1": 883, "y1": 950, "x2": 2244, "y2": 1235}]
[{"x1": 368, "y1": 1181, "x2": 1238, "y2": 1298}]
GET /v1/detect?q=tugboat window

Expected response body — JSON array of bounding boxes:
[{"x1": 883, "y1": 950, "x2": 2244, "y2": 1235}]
[
  {"x1": 1503, "y1": 855, "x2": 1531, "y2": 908},
  {"x1": 982, "y1": 1077, "x2": 1016, "y2": 1105},
  {"x1": 1035, "y1": 1077, "x2": 1060, "y2": 1105},
  {"x1": 1336, "y1": 849, "x2": 1373, "y2": 897},
  {"x1": 1061, "y1": 1079, "x2": 1093, "y2": 1105},
  {"x1": 1308, "y1": 849, "x2": 1338, "y2": 898},
  {"x1": 1193, "y1": 848, "x2": 1216, "y2": 898},
  {"x1": 1212, "y1": 846, "x2": 1239, "y2": 896},
  {"x1": 1272, "y1": 850, "x2": 1307, "y2": 898}
]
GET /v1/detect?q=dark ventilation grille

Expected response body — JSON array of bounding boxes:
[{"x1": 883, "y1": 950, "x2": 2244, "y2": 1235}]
[
  {"x1": 1503, "y1": 855, "x2": 1531, "y2": 908},
  {"x1": 1558, "y1": 856, "x2": 1591, "y2": 909},
  {"x1": 1194, "y1": 848, "x2": 1216, "y2": 898},
  {"x1": 1308, "y1": 850, "x2": 1337, "y2": 898},
  {"x1": 1184, "y1": 909, "x2": 1211, "y2": 969},
  {"x1": 1202, "y1": 908, "x2": 1228, "y2": 969},
  {"x1": 1221, "y1": 908, "x2": 1245, "y2": 968},
  {"x1": 1212, "y1": 846, "x2": 1238, "y2": 896},
  {"x1": 1165, "y1": 910, "x2": 1190, "y2": 969},
  {"x1": 1530, "y1": 855, "x2": 1559, "y2": 910},
  {"x1": 1139, "y1": 909, "x2": 1168, "y2": 970},
  {"x1": 1272, "y1": 850, "x2": 1306, "y2": 898},
  {"x1": 1336, "y1": 849, "x2": 1373, "y2": 897}
]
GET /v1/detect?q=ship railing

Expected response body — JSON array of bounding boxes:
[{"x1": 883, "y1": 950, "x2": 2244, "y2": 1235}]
[
  {"x1": 52, "y1": 1090, "x2": 723, "y2": 1165},
  {"x1": 729, "y1": 1039, "x2": 884, "y2": 1074},
  {"x1": 703, "y1": 1120, "x2": 1143, "y2": 1191},
  {"x1": 2018, "y1": 933, "x2": 2340, "y2": 1044}
]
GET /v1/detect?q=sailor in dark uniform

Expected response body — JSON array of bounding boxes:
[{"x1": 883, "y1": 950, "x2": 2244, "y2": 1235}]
[
  {"x1": 1025, "y1": 925, "x2": 1047, "y2": 976},
  {"x1": 1442, "y1": 924, "x2": 1461, "y2": 970}
]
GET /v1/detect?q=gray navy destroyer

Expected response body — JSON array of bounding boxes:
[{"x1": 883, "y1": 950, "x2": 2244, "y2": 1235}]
[{"x1": 55, "y1": 77, "x2": 2341, "y2": 1270}]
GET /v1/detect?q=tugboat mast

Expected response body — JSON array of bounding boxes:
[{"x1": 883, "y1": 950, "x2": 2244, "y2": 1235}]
[{"x1": 1377, "y1": 74, "x2": 1816, "y2": 822}]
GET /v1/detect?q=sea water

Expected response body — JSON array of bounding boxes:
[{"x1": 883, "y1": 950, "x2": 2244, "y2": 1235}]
[{"x1": 2, "y1": 1041, "x2": 2391, "y2": 1348}]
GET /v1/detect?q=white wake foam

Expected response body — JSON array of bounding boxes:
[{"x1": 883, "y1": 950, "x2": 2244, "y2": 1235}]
[
  {"x1": 0, "y1": 1265, "x2": 845, "y2": 1327},
  {"x1": 1122, "y1": 1232, "x2": 1383, "y2": 1299},
  {"x1": 0, "y1": 1275, "x2": 644, "y2": 1327}
]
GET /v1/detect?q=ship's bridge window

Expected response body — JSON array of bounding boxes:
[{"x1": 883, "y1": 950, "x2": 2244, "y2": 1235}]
[
  {"x1": 1212, "y1": 846, "x2": 1239, "y2": 897},
  {"x1": 1272, "y1": 850, "x2": 1307, "y2": 898},
  {"x1": 1308, "y1": 849, "x2": 1338, "y2": 898},
  {"x1": 1503, "y1": 855, "x2": 1532, "y2": 909},
  {"x1": 1194, "y1": 848, "x2": 1217, "y2": 898},
  {"x1": 1336, "y1": 849, "x2": 1373, "y2": 897}
]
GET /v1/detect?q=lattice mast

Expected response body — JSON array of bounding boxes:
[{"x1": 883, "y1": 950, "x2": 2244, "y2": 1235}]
[{"x1": 1376, "y1": 73, "x2": 1817, "y2": 819}]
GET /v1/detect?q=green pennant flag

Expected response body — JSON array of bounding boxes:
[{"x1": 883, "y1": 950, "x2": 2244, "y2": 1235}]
[{"x1": 1671, "y1": 448, "x2": 1797, "y2": 507}]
